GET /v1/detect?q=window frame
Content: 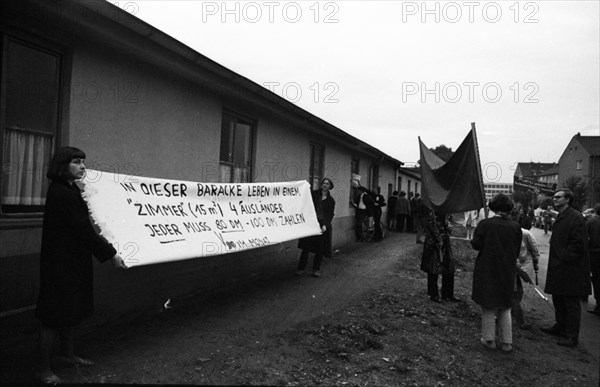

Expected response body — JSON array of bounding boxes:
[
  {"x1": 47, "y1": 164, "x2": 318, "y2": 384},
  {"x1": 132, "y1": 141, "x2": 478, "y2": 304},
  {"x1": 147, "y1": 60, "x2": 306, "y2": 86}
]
[
  {"x1": 0, "y1": 31, "x2": 68, "y2": 219},
  {"x1": 218, "y1": 110, "x2": 256, "y2": 184},
  {"x1": 370, "y1": 163, "x2": 379, "y2": 190}
]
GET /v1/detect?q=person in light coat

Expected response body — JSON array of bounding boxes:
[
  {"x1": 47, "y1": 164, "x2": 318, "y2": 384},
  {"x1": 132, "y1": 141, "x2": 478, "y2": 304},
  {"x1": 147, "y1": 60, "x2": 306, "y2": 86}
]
[
  {"x1": 512, "y1": 223, "x2": 540, "y2": 329},
  {"x1": 463, "y1": 209, "x2": 479, "y2": 240}
]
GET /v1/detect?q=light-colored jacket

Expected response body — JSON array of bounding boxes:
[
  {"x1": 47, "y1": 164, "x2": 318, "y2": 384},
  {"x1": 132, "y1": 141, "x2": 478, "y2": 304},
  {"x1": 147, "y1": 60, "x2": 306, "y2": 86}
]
[
  {"x1": 464, "y1": 210, "x2": 479, "y2": 228},
  {"x1": 519, "y1": 228, "x2": 540, "y2": 267}
]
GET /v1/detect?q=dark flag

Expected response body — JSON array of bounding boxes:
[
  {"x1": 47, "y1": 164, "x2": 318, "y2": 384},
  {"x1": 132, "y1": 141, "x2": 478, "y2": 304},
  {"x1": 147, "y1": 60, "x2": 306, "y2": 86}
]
[{"x1": 419, "y1": 126, "x2": 485, "y2": 214}]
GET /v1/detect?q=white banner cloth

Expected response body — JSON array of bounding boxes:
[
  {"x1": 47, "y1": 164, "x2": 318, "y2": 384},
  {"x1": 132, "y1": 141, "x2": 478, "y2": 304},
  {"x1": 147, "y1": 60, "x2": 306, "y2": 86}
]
[{"x1": 81, "y1": 170, "x2": 321, "y2": 267}]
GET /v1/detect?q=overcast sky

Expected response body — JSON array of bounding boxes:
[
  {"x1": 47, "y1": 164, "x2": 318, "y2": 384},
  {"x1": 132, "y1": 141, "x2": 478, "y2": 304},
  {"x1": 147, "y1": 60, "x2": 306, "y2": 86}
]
[{"x1": 121, "y1": 0, "x2": 599, "y2": 183}]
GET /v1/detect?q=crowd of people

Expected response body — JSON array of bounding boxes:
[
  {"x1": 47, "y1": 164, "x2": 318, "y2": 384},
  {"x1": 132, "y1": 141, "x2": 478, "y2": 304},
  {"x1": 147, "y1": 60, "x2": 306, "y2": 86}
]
[
  {"x1": 350, "y1": 186, "x2": 431, "y2": 243},
  {"x1": 468, "y1": 191, "x2": 596, "y2": 352},
  {"x1": 294, "y1": 181, "x2": 598, "y2": 355},
  {"x1": 35, "y1": 146, "x2": 599, "y2": 383},
  {"x1": 345, "y1": 185, "x2": 598, "y2": 354}
]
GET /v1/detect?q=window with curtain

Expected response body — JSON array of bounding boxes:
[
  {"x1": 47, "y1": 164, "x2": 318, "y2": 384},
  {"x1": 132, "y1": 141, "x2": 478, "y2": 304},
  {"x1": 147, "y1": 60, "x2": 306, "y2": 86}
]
[
  {"x1": 1, "y1": 37, "x2": 60, "y2": 214},
  {"x1": 309, "y1": 143, "x2": 324, "y2": 190},
  {"x1": 219, "y1": 112, "x2": 254, "y2": 183}
]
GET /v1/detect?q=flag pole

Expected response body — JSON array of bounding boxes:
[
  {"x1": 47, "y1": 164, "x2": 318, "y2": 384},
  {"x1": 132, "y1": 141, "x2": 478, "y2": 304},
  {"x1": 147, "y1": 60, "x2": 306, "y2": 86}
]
[{"x1": 471, "y1": 122, "x2": 488, "y2": 219}]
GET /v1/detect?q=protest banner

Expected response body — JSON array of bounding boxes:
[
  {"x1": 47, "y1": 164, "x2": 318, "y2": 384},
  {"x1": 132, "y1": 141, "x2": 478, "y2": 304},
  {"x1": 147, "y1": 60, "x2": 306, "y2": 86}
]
[
  {"x1": 513, "y1": 176, "x2": 556, "y2": 196},
  {"x1": 81, "y1": 170, "x2": 321, "y2": 268}
]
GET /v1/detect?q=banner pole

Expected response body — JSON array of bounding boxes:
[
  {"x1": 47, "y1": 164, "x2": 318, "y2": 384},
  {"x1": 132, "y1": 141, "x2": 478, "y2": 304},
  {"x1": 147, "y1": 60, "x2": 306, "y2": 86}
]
[{"x1": 471, "y1": 122, "x2": 488, "y2": 219}]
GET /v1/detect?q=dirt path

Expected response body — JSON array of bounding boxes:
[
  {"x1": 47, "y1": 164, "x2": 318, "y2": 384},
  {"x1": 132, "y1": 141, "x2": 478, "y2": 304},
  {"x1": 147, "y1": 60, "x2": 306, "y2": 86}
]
[
  {"x1": 3, "y1": 228, "x2": 598, "y2": 385},
  {"x1": 4, "y1": 232, "x2": 419, "y2": 384}
]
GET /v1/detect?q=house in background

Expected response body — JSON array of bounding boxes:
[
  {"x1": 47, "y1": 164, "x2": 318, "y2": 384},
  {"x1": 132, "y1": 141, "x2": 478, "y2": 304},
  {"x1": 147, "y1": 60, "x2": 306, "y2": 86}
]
[
  {"x1": 538, "y1": 163, "x2": 559, "y2": 186},
  {"x1": 513, "y1": 162, "x2": 557, "y2": 203},
  {"x1": 0, "y1": 1, "x2": 405, "y2": 320},
  {"x1": 558, "y1": 133, "x2": 600, "y2": 208},
  {"x1": 397, "y1": 166, "x2": 421, "y2": 198},
  {"x1": 514, "y1": 162, "x2": 557, "y2": 180}
]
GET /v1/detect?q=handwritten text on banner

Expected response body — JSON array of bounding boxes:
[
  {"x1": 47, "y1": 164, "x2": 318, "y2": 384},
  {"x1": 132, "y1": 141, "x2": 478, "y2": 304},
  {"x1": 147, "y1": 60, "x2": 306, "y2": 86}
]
[{"x1": 81, "y1": 170, "x2": 321, "y2": 267}]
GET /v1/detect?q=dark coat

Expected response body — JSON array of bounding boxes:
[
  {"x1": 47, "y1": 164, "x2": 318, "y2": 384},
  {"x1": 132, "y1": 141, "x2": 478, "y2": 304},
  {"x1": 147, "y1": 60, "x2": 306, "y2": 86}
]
[
  {"x1": 36, "y1": 180, "x2": 116, "y2": 327},
  {"x1": 421, "y1": 214, "x2": 454, "y2": 275},
  {"x1": 395, "y1": 196, "x2": 411, "y2": 216},
  {"x1": 544, "y1": 206, "x2": 591, "y2": 296},
  {"x1": 471, "y1": 216, "x2": 522, "y2": 309},
  {"x1": 586, "y1": 216, "x2": 600, "y2": 253},
  {"x1": 387, "y1": 196, "x2": 397, "y2": 219},
  {"x1": 298, "y1": 189, "x2": 335, "y2": 257},
  {"x1": 373, "y1": 193, "x2": 386, "y2": 219}
]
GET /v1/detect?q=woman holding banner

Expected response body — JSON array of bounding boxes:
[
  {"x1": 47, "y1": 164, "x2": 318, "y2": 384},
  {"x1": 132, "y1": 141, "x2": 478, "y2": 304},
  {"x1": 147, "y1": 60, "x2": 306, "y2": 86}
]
[
  {"x1": 296, "y1": 178, "x2": 335, "y2": 277},
  {"x1": 36, "y1": 147, "x2": 126, "y2": 384}
]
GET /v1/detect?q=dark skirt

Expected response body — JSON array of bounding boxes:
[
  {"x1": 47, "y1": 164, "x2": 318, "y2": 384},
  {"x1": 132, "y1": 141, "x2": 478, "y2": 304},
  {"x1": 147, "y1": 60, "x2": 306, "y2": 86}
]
[{"x1": 298, "y1": 226, "x2": 332, "y2": 257}]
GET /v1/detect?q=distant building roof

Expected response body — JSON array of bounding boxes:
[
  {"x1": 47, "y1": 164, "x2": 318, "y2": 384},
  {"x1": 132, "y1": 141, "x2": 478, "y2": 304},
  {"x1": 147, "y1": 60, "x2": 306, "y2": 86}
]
[
  {"x1": 573, "y1": 134, "x2": 600, "y2": 156},
  {"x1": 399, "y1": 167, "x2": 421, "y2": 180},
  {"x1": 515, "y1": 162, "x2": 557, "y2": 177},
  {"x1": 539, "y1": 163, "x2": 559, "y2": 176}
]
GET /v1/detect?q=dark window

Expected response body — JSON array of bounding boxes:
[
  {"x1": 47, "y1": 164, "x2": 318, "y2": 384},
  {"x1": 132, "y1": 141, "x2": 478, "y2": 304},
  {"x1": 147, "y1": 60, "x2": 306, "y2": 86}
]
[
  {"x1": 219, "y1": 112, "x2": 254, "y2": 183},
  {"x1": 1, "y1": 37, "x2": 61, "y2": 214},
  {"x1": 350, "y1": 157, "x2": 359, "y2": 206},
  {"x1": 309, "y1": 143, "x2": 324, "y2": 190},
  {"x1": 370, "y1": 164, "x2": 379, "y2": 190}
]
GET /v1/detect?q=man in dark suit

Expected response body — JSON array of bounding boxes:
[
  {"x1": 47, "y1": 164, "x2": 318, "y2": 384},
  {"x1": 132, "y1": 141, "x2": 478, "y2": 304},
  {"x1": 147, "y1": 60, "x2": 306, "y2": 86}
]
[
  {"x1": 541, "y1": 189, "x2": 591, "y2": 347},
  {"x1": 586, "y1": 203, "x2": 600, "y2": 315}
]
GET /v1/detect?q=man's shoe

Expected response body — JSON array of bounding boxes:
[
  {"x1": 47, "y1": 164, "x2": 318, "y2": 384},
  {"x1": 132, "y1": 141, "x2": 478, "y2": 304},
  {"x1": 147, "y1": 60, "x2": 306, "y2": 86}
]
[
  {"x1": 56, "y1": 355, "x2": 95, "y2": 367},
  {"x1": 587, "y1": 308, "x2": 600, "y2": 316},
  {"x1": 37, "y1": 371, "x2": 62, "y2": 385},
  {"x1": 430, "y1": 296, "x2": 441, "y2": 303},
  {"x1": 442, "y1": 296, "x2": 462, "y2": 302},
  {"x1": 295, "y1": 270, "x2": 304, "y2": 276},
  {"x1": 540, "y1": 326, "x2": 567, "y2": 337},
  {"x1": 557, "y1": 338, "x2": 578, "y2": 347},
  {"x1": 312, "y1": 271, "x2": 321, "y2": 278},
  {"x1": 479, "y1": 338, "x2": 496, "y2": 350}
]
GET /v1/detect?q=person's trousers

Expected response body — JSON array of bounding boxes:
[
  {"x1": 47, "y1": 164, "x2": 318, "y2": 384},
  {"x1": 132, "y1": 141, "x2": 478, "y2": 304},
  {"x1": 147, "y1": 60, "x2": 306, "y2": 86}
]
[
  {"x1": 297, "y1": 249, "x2": 323, "y2": 272},
  {"x1": 590, "y1": 249, "x2": 600, "y2": 303},
  {"x1": 481, "y1": 307, "x2": 512, "y2": 344},
  {"x1": 355, "y1": 211, "x2": 366, "y2": 241},
  {"x1": 406, "y1": 215, "x2": 414, "y2": 232},
  {"x1": 427, "y1": 273, "x2": 454, "y2": 299},
  {"x1": 374, "y1": 212, "x2": 383, "y2": 240},
  {"x1": 551, "y1": 294, "x2": 582, "y2": 340},
  {"x1": 397, "y1": 214, "x2": 408, "y2": 232},
  {"x1": 512, "y1": 303, "x2": 526, "y2": 325}
]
